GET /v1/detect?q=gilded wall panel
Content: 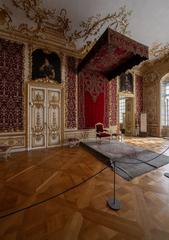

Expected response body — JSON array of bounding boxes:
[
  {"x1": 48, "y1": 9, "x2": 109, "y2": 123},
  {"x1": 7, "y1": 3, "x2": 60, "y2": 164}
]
[
  {"x1": 0, "y1": 136, "x2": 25, "y2": 149},
  {"x1": 140, "y1": 55, "x2": 169, "y2": 137}
]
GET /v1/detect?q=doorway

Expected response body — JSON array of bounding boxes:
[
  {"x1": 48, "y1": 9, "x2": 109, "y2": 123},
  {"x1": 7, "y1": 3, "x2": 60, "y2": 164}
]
[
  {"x1": 28, "y1": 84, "x2": 62, "y2": 150},
  {"x1": 119, "y1": 96, "x2": 134, "y2": 136}
]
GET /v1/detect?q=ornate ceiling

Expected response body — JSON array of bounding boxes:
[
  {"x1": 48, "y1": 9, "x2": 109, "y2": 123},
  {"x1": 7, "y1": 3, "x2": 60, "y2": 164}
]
[
  {"x1": 44, "y1": 0, "x2": 169, "y2": 45},
  {"x1": 0, "y1": 0, "x2": 169, "y2": 58}
]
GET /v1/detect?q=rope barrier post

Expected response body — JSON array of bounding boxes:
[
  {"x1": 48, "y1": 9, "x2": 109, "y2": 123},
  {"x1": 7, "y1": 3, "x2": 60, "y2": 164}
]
[
  {"x1": 164, "y1": 172, "x2": 169, "y2": 178},
  {"x1": 107, "y1": 160, "x2": 121, "y2": 210}
]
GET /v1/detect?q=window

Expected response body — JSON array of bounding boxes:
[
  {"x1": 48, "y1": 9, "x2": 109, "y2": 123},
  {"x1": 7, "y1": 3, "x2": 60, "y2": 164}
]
[
  {"x1": 119, "y1": 97, "x2": 125, "y2": 124},
  {"x1": 161, "y1": 82, "x2": 169, "y2": 126}
]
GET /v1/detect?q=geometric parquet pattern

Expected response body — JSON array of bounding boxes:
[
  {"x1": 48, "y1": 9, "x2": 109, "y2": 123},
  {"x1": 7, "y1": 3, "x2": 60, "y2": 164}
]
[{"x1": 0, "y1": 137, "x2": 169, "y2": 240}]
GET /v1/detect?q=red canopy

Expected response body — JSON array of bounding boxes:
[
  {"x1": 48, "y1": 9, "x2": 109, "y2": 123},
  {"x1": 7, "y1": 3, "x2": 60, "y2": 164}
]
[{"x1": 78, "y1": 28, "x2": 148, "y2": 79}]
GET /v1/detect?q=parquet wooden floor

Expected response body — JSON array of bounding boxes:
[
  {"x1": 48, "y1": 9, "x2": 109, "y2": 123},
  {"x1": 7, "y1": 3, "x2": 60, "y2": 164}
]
[{"x1": 0, "y1": 137, "x2": 169, "y2": 240}]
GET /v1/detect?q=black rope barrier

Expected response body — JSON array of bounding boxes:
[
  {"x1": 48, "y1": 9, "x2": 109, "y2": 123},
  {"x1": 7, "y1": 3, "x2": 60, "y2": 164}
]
[
  {"x1": 107, "y1": 138, "x2": 169, "y2": 209},
  {"x1": 107, "y1": 160, "x2": 121, "y2": 210},
  {"x1": 0, "y1": 166, "x2": 109, "y2": 219},
  {"x1": 1, "y1": 138, "x2": 169, "y2": 217}
]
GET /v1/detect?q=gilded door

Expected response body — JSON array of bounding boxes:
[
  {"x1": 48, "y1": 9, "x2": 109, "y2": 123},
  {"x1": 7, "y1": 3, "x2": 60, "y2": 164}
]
[
  {"x1": 28, "y1": 86, "x2": 61, "y2": 149},
  {"x1": 47, "y1": 88, "x2": 61, "y2": 147}
]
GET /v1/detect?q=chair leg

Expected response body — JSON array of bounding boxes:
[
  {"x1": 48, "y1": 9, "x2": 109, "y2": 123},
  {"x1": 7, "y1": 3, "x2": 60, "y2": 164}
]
[{"x1": 96, "y1": 136, "x2": 100, "y2": 144}]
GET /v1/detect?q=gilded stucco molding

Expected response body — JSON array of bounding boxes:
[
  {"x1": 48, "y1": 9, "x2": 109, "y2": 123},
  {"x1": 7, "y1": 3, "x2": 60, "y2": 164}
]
[
  {"x1": 0, "y1": 2, "x2": 77, "y2": 57},
  {"x1": 0, "y1": 1, "x2": 131, "y2": 58},
  {"x1": 0, "y1": 136, "x2": 25, "y2": 148},
  {"x1": 28, "y1": 78, "x2": 64, "y2": 89},
  {"x1": 138, "y1": 52, "x2": 169, "y2": 77},
  {"x1": 0, "y1": 5, "x2": 12, "y2": 28},
  {"x1": 70, "y1": 5, "x2": 131, "y2": 41},
  {"x1": 12, "y1": 0, "x2": 70, "y2": 36},
  {"x1": 143, "y1": 71, "x2": 160, "y2": 85},
  {"x1": 72, "y1": 5, "x2": 132, "y2": 56},
  {"x1": 137, "y1": 50, "x2": 169, "y2": 137},
  {"x1": 64, "y1": 57, "x2": 68, "y2": 129},
  {"x1": 149, "y1": 42, "x2": 169, "y2": 59}
]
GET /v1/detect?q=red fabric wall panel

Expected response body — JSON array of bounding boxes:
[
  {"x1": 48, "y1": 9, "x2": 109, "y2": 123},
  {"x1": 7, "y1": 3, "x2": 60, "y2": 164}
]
[
  {"x1": 110, "y1": 79, "x2": 117, "y2": 125},
  {"x1": 0, "y1": 38, "x2": 24, "y2": 132},
  {"x1": 85, "y1": 92, "x2": 104, "y2": 128},
  {"x1": 135, "y1": 74, "x2": 143, "y2": 123},
  {"x1": 78, "y1": 70, "x2": 109, "y2": 129},
  {"x1": 66, "y1": 56, "x2": 77, "y2": 128}
]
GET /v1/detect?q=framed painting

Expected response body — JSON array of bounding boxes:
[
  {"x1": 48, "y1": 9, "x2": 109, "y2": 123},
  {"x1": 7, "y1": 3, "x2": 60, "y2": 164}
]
[
  {"x1": 32, "y1": 49, "x2": 61, "y2": 83},
  {"x1": 119, "y1": 73, "x2": 133, "y2": 93}
]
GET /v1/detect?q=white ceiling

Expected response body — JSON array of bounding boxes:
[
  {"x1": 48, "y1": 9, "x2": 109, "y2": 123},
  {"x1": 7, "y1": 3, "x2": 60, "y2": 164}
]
[{"x1": 44, "y1": 0, "x2": 169, "y2": 47}]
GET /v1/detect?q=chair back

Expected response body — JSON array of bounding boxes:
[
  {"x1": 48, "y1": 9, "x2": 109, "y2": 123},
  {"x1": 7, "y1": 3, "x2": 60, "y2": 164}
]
[
  {"x1": 110, "y1": 125, "x2": 122, "y2": 135},
  {"x1": 95, "y1": 123, "x2": 104, "y2": 133}
]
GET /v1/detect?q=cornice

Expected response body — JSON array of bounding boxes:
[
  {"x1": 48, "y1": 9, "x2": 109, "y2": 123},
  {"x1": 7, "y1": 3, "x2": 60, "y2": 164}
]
[
  {"x1": 137, "y1": 53, "x2": 169, "y2": 75},
  {"x1": 0, "y1": 28, "x2": 83, "y2": 59}
]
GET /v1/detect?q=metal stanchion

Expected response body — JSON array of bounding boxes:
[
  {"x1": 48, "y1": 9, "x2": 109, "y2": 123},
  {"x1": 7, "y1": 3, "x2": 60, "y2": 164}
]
[
  {"x1": 164, "y1": 172, "x2": 169, "y2": 178},
  {"x1": 107, "y1": 160, "x2": 121, "y2": 210}
]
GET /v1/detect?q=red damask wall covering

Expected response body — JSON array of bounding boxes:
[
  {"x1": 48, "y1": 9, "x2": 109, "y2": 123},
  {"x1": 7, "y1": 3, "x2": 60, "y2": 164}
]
[
  {"x1": 135, "y1": 74, "x2": 143, "y2": 124},
  {"x1": 110, "y1": 79, "x2": 117, "y2": 125},
  {"x1": 78, "y1": 70, "x2": 109, "y2": 129},
  {"x1": 66, "y1": 56, "x2": 77, "y2": 128},
  {"x1": 0, "y1": 38, "x2": 24, "y2": 132}
]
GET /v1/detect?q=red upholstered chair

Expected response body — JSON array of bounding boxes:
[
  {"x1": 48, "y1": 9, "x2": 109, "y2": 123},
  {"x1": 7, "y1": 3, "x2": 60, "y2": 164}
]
[{"x1": 95, "y1": 123, "x2": 111, "y2": 143}]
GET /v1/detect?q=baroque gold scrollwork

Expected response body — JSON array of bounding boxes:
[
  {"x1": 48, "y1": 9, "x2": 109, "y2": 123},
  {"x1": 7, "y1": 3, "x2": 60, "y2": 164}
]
[
  {"x1": 143, "y1": 71, "x2": 160, "y2": 86},
  {"x1": 30, "y1": 90, "x2": 45, "y2": 142},
  {"x1": 69, "y1": 5, "x2": 132, "y2": 54},
  {"x1": 0, "y1": 0, "x2": 71, "y2": 39},
  {"x1": 149, "y1": 42, "x2": 169, "y2": 58},
  {"x1": 32, "y1": 110, "x2": 44, "y2": 142},
  {"x1": 12, "y1": 0, "x2": 56, "y2": 34},
  {"x1": 0, "y1": 6, "x2": 12, "y2": 28},
  {"x1": 1, "y1": 1, "x2": 131, "y2": 56},
  {"x1": 48, "y1": 91, "x2": 61, "y2": 141}
]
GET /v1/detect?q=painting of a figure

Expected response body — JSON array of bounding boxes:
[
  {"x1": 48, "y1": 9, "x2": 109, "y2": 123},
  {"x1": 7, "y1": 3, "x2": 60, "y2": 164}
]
[
  {"x1": 32, "y1": 49, "x2": 61, "y2": 83},
  {"x1": 119, "y1": 72, "x2": 133, "y2": 93}
]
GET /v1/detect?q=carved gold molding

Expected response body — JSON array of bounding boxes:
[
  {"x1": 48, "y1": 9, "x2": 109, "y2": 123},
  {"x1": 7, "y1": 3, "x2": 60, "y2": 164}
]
[
  {"x1": 27, "y1": 78, "x2": 64, "y2": 92},
  {"x1": 0, "y1": 1, "x2": 131, "y2": 57},
  {"x1": 0, "y1": 2, "x2": 75, "y2": 56},
  {"x1": 0, "y1": 5, "x2": 12, "y2": 28},
  {"x1": 72, "y1": 5, "x2": 132, "y2": 55},
  {"x1": 12, "y1": 0, "x2": 70, "y2": 36},
  {"x1": 0, "y1": 136, "x2": 25, "y2": 148},
  {"x1": 149, "y1": 42, "x2": 169, "y2": 58}
]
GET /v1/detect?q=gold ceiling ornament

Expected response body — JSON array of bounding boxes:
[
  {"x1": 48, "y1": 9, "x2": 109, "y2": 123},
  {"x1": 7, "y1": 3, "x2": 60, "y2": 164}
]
[
  {"x1": 0, "y1": 5, "x2": 12, "y2": 28},
  {"x1": 68, "y1": 5, "x2": 132, "y2": 44},
  {"x1": 0, "y1": 1, "x2": 131, "y2": 56},
  {"x1": 149, "y1": 42, "x2": 169, "y2": 58},
  {"x1": 55, "y1": 8, "x2": 71, "y2": 33},
  {"x1": 12, "y1": 0, "x2": 55, "y2": 31},
  {"x1": 79, "y1": 39, "x2": 97, "y2": 55},
  {"x1": 11, "y1": 0, "x2": 71, "y2": 35}
]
